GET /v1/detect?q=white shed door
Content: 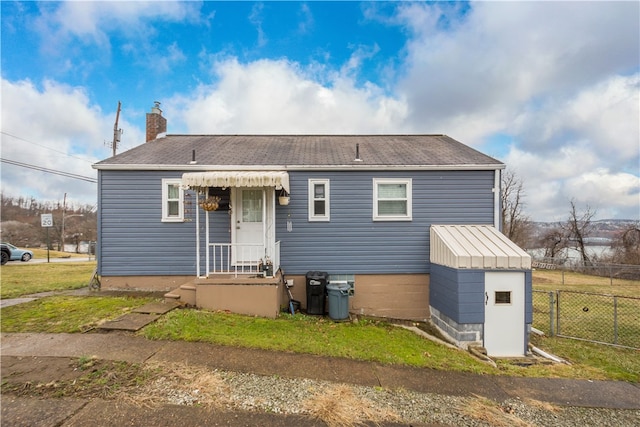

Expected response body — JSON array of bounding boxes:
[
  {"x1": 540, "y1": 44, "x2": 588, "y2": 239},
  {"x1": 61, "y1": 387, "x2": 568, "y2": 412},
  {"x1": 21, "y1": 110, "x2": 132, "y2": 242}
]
[{"x1": 484, "y1": 272, "x2": 525, "y2": 357}]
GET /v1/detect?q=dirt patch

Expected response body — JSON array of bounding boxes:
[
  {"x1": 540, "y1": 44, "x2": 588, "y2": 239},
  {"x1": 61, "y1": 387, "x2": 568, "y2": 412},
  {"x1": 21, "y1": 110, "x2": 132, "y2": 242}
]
[
  {"x1": 302, "y1": 383, "x2": 400, "y2": 427},
  {"x1": 1, "y1": 356, "x2": 146, "y2": 400},
  {"x1": 1, "y1": 356, "x2": 87, "y2": 383},
  {"x1": 117, "y1": 361, "x2": 230, "y2": 408},
  {"x1": 1, "y1": 356, "x2": 229, "y2": 409},
  {"x1": 459, "y1": 394, "x2": 533, "y2": 427}
]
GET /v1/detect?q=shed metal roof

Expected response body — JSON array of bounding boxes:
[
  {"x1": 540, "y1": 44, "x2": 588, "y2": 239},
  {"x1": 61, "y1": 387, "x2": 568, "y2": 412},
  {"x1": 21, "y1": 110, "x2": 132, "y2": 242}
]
[
  {"x1": 430, "y1": 225, "x2": 531, "y2": 270},
  {"x1": 93, "y1": 135, "x2": 504, "y2": 171}
]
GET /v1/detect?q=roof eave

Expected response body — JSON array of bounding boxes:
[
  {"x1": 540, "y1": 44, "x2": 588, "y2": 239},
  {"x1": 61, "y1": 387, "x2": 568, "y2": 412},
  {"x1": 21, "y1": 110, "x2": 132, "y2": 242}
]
[{"x1": 92, "y1": 163, "x2": 505, "y2": 171}]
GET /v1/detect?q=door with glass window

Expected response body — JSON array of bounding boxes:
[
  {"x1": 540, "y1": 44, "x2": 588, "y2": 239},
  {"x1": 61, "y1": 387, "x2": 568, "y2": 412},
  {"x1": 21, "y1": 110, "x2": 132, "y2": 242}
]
[{"x1": 233, "y1": 188, "x2": 264, "y2": 265}]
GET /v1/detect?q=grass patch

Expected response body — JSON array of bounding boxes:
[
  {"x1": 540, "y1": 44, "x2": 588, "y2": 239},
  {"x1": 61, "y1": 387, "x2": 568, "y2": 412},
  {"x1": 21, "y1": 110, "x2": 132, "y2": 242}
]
[
  {"x1": 142, "y1": 309, "x2": 494, "y2": 373},
  {"x1": 529, "y1": 334, "x2": 640, "y2": 383},
  {"x1": 1, "y1": 293, "x2": 636, "y2": 381},
  {"x1": 1, "y1": 262, "x2": 636, "y2": 382},
  {"x1": 0, "y1": 261, "x2": 96, "y2": 299},
  {"x1": 532, "y1": 269, "x2": 640, "y2": 360},
  {"x1": 29, "y1": 248, "x2": 91, "y2": 260},
  {"x1": 141, "y1": 309, "x2": 640, "y2": 381},
  {"x1": 0, "y1": 295, "x2": 157, "y2": 333},
  {"x1": 533, "y1": 270, "x2": 639, "y2": 297}
]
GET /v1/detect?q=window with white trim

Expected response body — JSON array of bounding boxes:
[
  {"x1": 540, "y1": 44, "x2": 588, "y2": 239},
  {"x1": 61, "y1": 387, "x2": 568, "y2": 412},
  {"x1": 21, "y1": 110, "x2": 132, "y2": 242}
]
[
  {"x1": 373, "y1": 178, "x2": 412, "y2": 221},
  {"x1": 308, "y1": 179, "x2": 330, "y2": 221},
  {"x1": 162, "y1": 178, "x2": 184, "y2": 222}
]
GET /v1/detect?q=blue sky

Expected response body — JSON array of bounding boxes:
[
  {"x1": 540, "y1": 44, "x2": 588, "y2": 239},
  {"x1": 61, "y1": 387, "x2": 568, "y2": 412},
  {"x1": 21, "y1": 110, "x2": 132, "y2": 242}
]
[{"x1": 1, "y1": 1, "x2": 639, "y2": 222}]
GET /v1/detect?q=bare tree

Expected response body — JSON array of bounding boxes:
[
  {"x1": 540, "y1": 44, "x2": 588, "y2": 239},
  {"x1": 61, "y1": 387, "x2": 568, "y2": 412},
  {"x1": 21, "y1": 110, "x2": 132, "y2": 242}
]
[
  {"x1": 564, "y1": 200, "x2": 596, "y2": 265},
  {"x1": 539, "y1": 227, "x2": 568, "y2": 260},
  {"x1": 501, "y1": 169, "x2": 532, "y2": 248},
  {"x1": 610, "y1": 224, "x2": 640, "y2": 265}
]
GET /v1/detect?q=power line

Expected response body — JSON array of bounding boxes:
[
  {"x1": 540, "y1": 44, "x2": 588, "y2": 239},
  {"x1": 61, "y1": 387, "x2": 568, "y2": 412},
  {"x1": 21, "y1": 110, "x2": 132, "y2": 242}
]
[
  {"x1": 0, "y1": 131, "x2": 95, "y2": 164},
  {"x1": 0, "y1": 158, "x2": 97, "y2": 183}
]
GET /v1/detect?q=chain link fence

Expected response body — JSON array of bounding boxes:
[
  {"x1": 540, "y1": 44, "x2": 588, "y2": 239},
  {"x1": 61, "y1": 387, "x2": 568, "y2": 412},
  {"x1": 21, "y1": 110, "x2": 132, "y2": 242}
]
[
  {"x1": 533, "y1": 290, "x2": 640, "y2": 349},
  {"x1": 532, "y1": 259, "x2": 640, "y2": 283}
]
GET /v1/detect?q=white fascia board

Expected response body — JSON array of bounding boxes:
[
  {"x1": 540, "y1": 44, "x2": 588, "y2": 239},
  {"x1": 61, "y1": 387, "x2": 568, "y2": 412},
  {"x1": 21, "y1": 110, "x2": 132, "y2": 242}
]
[
  {"x1": 284, "y1": 164, "x2": 505, "y2": 171},
  {"x1": 93, "y1": 164, "x2": 289, "y2": 171},
  {"x1": 93, "y1": 163, "x2": 505, "y2": 171}
]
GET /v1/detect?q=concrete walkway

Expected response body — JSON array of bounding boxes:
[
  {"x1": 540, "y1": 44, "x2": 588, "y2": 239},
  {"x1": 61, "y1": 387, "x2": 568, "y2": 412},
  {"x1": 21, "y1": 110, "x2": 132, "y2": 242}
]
[{"x1": 2, "y1": 332, "x2": 639, "y2": 410}]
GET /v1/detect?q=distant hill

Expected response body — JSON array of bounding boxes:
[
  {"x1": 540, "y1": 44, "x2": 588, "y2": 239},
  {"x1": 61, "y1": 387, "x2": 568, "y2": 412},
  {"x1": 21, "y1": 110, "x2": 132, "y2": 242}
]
[{"x1": 532, "y1": 219, "x2": 639, "y2": 243}]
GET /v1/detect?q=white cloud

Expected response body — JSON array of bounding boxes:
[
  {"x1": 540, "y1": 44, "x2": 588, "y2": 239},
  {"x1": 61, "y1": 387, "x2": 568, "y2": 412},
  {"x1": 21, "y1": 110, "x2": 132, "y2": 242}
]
[
  {"x1": 342, "y1": 43, "x2": 381, "y2": 77},
  {"x1": 297, "y1": 3, "x2": 314, "y2": 35},
  {"x1": 501, "y1": 72, "x2": 640, "y2": 221},
  {"x1": 393, "y1": 1, "x2": 639, "y2": 141},
  {"x1": 35, "y1": 1, "x2": 202, "y2": 45},
  {"x1": 505, "y1": 146, "x2": 639, "y2": 221},
  {"x1": 565, "y1": 170, "x2": 640, "y2": 219},
  {"x1": 30, "y1": 1, "x2": 203, "y2": 77},
  {"x1": 563, "y1": 74, "x2": 639, "y2": 169},
  {"x1": 388, "y1": 1, "x2": 639, "y2": 221},
  {"x1": 249, "y1": 3, "x2": 267, "y2": 48},
  {"x1": 172, "y1": 58, "x2": 408, "y2": 134},
  {"x1": 0, "y1": 78, "x2": 140, "y2": 206}
]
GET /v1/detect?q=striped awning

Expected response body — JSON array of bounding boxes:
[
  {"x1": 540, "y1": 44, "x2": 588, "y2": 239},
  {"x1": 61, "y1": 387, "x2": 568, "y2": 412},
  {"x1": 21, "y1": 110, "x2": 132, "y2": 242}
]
[{"x1": 181, "y1": 171, "x2": 290, "y2": 193}]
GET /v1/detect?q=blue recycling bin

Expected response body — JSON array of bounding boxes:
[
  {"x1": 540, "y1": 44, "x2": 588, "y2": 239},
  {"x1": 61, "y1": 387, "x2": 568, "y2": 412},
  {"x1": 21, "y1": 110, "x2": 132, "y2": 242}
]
[{"x1": 327, "y1": 282, "x2": 350, "y2": 320}]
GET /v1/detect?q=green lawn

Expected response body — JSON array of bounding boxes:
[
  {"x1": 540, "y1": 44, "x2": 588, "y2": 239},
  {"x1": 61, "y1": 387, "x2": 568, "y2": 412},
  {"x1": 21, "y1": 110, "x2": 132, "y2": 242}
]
[
  {"x1": 141, "y1": 309, "x2": 495, "y2": 373},
  {"x1": 532, "y1": 268, "x2": 640, "y2": 349},
  {"x1": 0, "y1": 264, "x2": 637, "y2": 383},
  {"x1": 1, "y1": 295, "x2": 157, "y2": 333},
  {"x1": 0, "y1": 262, "x2": 96, "y2": 299},
  {"x1": 2, "y1": 295, "x2": 637, "y2": 381},
  {"x1": 533, "y1": 269, "x2": 639, "y2": 297}
]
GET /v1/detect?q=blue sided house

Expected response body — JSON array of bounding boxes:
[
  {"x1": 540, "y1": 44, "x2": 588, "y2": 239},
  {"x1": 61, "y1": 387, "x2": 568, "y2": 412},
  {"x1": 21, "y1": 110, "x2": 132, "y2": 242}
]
[{"x1": 92, "y1": 104, "x2": 532, "y2": 356}]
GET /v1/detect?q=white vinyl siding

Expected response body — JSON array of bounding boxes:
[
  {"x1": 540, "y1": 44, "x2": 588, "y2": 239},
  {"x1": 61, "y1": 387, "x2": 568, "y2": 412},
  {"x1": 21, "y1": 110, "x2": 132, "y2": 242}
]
[
  {"x1": 308, "y1": 179, "x2": 330, "y2": 221},
  {"x1": 373, "y1": 178, "x2": 412, "y2": 221},
  {"x1": 162, "y1": 178, "x2": 184, "y2": 222}
]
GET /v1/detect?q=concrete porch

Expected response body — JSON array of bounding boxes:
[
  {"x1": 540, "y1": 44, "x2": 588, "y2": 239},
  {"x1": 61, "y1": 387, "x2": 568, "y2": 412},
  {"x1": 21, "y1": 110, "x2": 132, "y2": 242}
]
[{"x1": 165, "y1": 271, "x2": 285, "y2": 319}]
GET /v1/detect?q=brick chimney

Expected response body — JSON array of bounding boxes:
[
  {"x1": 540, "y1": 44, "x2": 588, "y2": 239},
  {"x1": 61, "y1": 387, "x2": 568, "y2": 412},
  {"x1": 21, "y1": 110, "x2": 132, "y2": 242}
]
[{"x1": 145, "y1": 101, "x2": 167, "y2": 142}]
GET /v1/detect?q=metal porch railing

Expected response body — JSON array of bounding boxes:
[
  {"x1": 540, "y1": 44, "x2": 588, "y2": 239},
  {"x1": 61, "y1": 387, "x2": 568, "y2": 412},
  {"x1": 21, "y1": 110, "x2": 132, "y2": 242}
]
[{"x1": 208, "y1": 241, "x2": 280, "y2": 277}]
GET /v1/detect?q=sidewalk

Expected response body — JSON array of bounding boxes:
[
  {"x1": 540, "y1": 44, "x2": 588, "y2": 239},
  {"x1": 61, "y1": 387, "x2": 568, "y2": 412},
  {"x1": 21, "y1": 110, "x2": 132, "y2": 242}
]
[{"x1": 2, "y1": 331, "x2": 639, "y2": 426}]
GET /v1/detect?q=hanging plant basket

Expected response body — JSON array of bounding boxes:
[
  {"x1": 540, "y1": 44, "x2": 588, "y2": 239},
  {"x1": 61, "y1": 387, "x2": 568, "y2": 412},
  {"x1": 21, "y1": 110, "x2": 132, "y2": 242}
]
[
  {"x1": 279, "y1": 196, "x2": 290, "y2": 206},
  {"x1": 200, "y1": 196, "x2": 221, "y2": 211},
  {"x1": 278, "y1": 189, "x2": 290, "y2": 206}
]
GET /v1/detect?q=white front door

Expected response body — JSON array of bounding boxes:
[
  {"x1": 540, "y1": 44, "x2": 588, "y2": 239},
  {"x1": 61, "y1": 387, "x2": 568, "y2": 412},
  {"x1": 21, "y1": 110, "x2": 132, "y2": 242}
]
[
  {"x1": 233, "y1": 188, "x2": 264, "y2": 265},
  {"x1": 484, "y1": 272, "x2": 525, "y2": 357}
]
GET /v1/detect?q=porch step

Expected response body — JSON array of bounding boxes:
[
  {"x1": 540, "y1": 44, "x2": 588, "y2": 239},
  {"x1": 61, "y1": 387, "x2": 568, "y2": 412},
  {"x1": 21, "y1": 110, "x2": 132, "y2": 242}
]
[{"x1": 164, "y1": 282, "x2": 197, "y2": 306}]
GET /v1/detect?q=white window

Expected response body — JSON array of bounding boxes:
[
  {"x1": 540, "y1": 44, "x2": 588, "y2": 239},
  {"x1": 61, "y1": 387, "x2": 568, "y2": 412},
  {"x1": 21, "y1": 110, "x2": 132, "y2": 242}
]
[
  {"x1": 162, "y1": 178, "x2": 184, "y2": 222},
  {"x1": 373, "y1": 178, "x2": 412, "y2": 221},
  {"x1": 308, "y1": 179, "x2": 330, "y2": 221}
]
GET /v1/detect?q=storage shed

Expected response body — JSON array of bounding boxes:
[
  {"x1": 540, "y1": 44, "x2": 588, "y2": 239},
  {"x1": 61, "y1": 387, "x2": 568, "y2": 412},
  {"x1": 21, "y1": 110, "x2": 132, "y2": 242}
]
[{"x1": 429, "y1": 225, "x2": 532, "y2": 357}]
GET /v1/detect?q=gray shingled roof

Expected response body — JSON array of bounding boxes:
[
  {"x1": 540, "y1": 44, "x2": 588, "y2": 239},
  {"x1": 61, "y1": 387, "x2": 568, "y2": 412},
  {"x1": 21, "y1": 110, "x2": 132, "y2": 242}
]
[{"x1": 93, "y1": 135, "x2": 503, "y2": 170}]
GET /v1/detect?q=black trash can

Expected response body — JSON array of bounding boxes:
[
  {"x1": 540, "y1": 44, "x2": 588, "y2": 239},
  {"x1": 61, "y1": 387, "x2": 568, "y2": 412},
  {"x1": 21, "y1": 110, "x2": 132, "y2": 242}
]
[{"x1": 306, "y1": 271, "x2": 328, "y2": 315}]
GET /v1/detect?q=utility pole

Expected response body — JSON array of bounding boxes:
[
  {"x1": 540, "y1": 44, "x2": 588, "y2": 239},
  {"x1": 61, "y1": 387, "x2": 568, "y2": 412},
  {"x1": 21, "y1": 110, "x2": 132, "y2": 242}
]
[
  {"x1": 111, "y1": 101, "x2": 122, "y2": 157},
  {"x1": 61, "y1": 192, "x2": 67, "y2": 252}
]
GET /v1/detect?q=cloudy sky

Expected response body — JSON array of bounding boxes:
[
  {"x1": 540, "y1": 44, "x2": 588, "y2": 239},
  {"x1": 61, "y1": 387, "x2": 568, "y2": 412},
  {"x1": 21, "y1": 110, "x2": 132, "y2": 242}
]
[{"x1": 1, "y1": 1, "x2": 638, "y2": 221}]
